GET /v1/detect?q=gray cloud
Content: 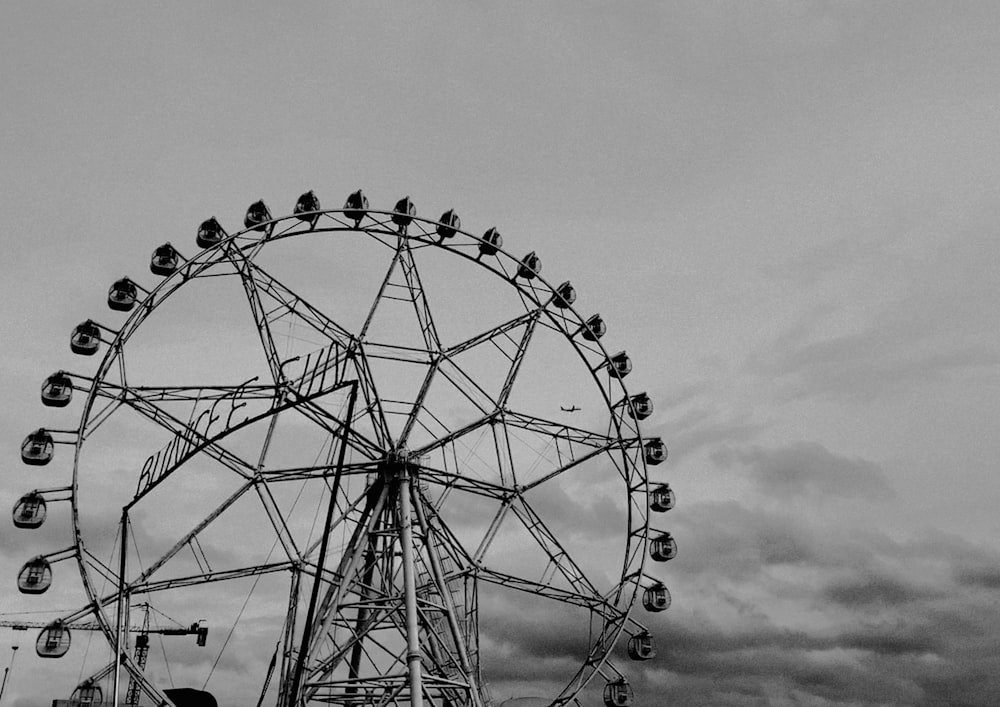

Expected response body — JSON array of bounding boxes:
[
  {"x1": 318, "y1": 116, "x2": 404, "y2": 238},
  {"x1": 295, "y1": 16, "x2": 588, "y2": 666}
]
[
  {"x1": 713, "y1": 441, "x2": 894, "y2": 501},
  {"x1": 616, "y1": 500, "x2": 1000, "y2": 706},
  {"x1": 748, "y1": 327, "x2": 1000, "y2": 404}
]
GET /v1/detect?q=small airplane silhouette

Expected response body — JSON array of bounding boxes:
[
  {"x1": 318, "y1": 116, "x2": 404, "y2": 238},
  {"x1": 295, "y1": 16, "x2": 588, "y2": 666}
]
[{"x1": 560, "y1": 405, "x2": 580, "y2": 412}]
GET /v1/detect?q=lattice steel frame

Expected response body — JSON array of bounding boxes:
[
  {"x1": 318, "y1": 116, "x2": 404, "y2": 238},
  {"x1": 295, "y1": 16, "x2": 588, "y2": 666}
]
[{"x1": 20, "y1": 203, "x2": 661, "y2": 707}]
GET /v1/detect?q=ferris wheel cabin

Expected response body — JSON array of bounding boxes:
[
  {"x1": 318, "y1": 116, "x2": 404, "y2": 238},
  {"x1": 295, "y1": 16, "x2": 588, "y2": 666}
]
[
  {"x1": 107, "y1": 277, "x2": 138, "y2": 312},
  {"x1": 554, "y1": 280, "x2": 577, "y2": 308},
  {"x1": 643, "y1": 582, "x2": 671, "y2": 612},
  {"x1": 627, "y1": 392, "x2": 653, "y2": 420},
  {"x1": 650, "y1": 483, "x2": 675, "y2": 512},
  {"x1": 392, "y1": 196, "x2": 417, "y2": 228},
  {"x1": 650, "y1": 532, "x2": 677, "y2": 562},
  {"x1": 644, "y1": 437, "x2": 667, "y2": 465},
  {"x1": 479, "y1": 226, "x2": 502, "y2": 256},
  {"x1": 70, "y1": 320, "x2": 101, "y2": 356},
  {"x1": 18, "y1": 556, "x2": 52, "y2": 594},
  {"x1": 437, "y1": 209, "x2": 461, "y2": 239},
  {"x1": 196, "y1": 217, "x2": 226, "y2": 248},
  {"x1": 41, "y1": 371, "x2": 73, "y2": 407},
  {"x1": 607, "y1": 350, "x2": 633, "y2": 378},
  {"x1": 21, "y1": 429, "x2": 54, "y2": 465},
  {"x1": 70, "y1": 682, "x2": 102, "y2": 707},
  {"x1": 517, "y1": 251, "x2": 541, "y2": 279},
  {"x1": 35, "y1": 621, "x2": 71, "y2": 658},
  {"x1": 603, "y1": 678, "x2": 634, "y2": 707},
  {"x1": 13, "y1": 491, "x2": 47, "y2": 528},
  {"x1": 343, "y1": 189, "x2": 369, "y2": 223},
  {"x1": 244, "y1": 199, "x2": 273, "y2": 232},
  {"x1": 627, "y1": 631, "x2": 656, "y2": 661},
  {"x1": 582, "y1": 313, "x2": 607, "y2": 341},
  {"x1": 294, "y1": 190, "x2": 321, "y2": 222},
  {"x1": 150, "y1": 242, "x2": 180, "y2": 275}
]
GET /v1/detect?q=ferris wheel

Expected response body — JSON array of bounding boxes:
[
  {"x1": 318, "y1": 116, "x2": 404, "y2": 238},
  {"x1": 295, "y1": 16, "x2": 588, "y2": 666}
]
[{"x1": 12, "y1": 189, "x2": 676, "y2": 707}]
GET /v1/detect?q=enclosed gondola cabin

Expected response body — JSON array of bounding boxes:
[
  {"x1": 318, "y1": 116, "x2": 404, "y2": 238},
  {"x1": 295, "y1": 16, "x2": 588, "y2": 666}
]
[
  {"x1": 21, "y1": 429, "x2": 54, "y2": 466},
  {"x1": 13, "y1": 492, "x2": 47, "y2": 529},
  {"x1": 36, "y1": 621, "x2": 71, "y2": 658},
  {"x1": 643, "y1": 582, "x2": 671, "y2": 612},
  {"x1": 70, "y1": 682, "x2": 102, "y2": 707},
  {"x1": 244, "y1": 199, "x2": 272, "y2": 232},
  {"x1": 107, "y1": 277, "x2": 138, "y2": 312},
  {"x1": 517, "y1": 251, "x2": 541, "y2": 279},
  {"x1": 150, "y1": 242, "x2": 180, "y2": 276},
  {"x1": 41, "y1": 371, "x2": 73, "y2": 407},
  {"x1": 582, "y1": 314, "x2": 606, "y2": 341},
  {"x1": 554, "y1": 281, "x2": 577, "y2": 308},
  {"x1": 608, "y1": 351, "x2": 632, "y2": 378},
  {"x1": 603, "y1": 678, "x2": 633, "y2": 707},
  {"x1": 644, "y1": 437, "x2": 667, "y2": 465},
  {"x1": 196, "y1": 217, "x2": 226, "y2": 249},
  {"x1": 293, "y1": 190, "x2": 321, "y2": 224},
  {"x1": 392, "y1": 196, "x2": 417, "y2": 228},
  {"x1": 650, "y1": 483, "x2": 674, "y2": 512},
  {"x1": 479, "y1": 227, "x2": 502, "y2": 256},
  {"x1": 18, "y1": 556, "x2": 52, "y2": 594},
  {"x1": 650, "y1": 532, "x2": 677, "y2": 562},
  {"x1": 627, "y1": 631, "x2": 656, "y2": 661},
  {"x1": 436, "y1": 209, "x2": 461, "y2": 239},
  {"x1": 343, "y1": 189, "x2": 369, "y2": 224},
  {"x1": 627, "y1": 392, "x2": 653, "y2": 420},
  {"x1": 70, "y1": 321, "x2": 101, "y2": 356}
]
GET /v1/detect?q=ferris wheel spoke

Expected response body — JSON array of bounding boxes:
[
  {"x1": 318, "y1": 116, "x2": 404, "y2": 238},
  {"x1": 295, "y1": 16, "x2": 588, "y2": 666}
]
[
  {"x1": 240, "y1": 258, "x2": 356, "y2": 349},
  {"x1": 475, "y1": 566, "x2": 621, "y2": 619},
  {"x1": 412, "y1": 463, "x2": 514, "y2": 500},
  {"x1": 444, "y1": 310, "x2": 540, "y2": 358},
  {"x1": 396, "y1": 358, "x2": 441, "y2": 448},
  {"x1": 409, "y1": 410, "x2": 499, "y2": 459},
  {"x1": 441, "y1": 308, "x2": 543, "y2": 412},
  {"x1": 351, "y1": 344, "x2": 394, "y2": 449},
  {"x1": 505, "y1": 494, "x2": 604, "y2": 600},
  {"x1": 93, "y1": 381, "x2": 277, "y2": 403},
  {"x1": 290, "y1": 395, "x2": 386, "y2": 460},
  {"x1": 130, "y1": 560, "x2": 293, "y2": 594},
  {"x1": 133, "y1": 479, "x2": 256, "y2": 585},
  {"x1": 396, "y1": 243, "x2": 442, "y2": 353},
  {"x1": 499, "y1": 410, "x2": 626, "y2": 491},
  {"x1": 358, "y1": 242, "x2": 404, "y2": 342},
  {"x1": 226, "y1": 250, "x2": 287, "y2": 385}
]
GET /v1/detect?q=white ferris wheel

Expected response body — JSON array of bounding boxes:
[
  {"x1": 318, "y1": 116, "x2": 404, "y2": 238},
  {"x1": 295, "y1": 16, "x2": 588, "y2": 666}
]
[{"x1": 11, "y1": 189, "x2": 676, "y2": 707}]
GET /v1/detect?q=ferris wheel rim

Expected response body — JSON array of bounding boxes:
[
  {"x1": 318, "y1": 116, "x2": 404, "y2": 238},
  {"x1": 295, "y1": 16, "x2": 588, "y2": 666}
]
[{"x1": 57, "y1": 200, "x2": 654, "y2": 705}]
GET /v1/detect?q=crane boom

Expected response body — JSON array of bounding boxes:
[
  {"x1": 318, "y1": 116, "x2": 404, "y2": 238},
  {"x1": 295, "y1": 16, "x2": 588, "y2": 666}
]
[{"x1": 0, "y1": 619, "x2": 202, "y2": 635}]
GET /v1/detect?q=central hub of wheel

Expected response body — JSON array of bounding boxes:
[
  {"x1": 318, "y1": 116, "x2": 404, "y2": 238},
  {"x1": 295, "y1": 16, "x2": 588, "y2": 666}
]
[{"x1": 381, "y1": 447, "x2": 418, "y2": 481}]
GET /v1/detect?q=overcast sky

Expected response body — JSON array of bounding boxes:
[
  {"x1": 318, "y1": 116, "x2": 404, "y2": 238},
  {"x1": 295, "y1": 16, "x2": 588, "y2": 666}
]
[{"x1": 3, "y1": 2, "x2": 1000, "y2": 706}]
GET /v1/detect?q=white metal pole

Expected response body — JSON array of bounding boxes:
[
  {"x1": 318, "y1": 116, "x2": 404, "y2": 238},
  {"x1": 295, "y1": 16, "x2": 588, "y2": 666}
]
[
  {"x1": 0, "y1": 645, "x2": 18, "y2": 704},
  {"x1": 113, "y1": 510, "x2": 128, "y2": 707},
  {"x1": 399, "y1": 465, "x2": 424, "y2": 707}
]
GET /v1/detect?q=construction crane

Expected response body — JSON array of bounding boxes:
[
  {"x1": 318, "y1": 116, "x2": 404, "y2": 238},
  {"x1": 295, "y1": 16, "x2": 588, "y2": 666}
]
[
  {"x1": 0, "y1": 605, "x2": 206, "y2": 706},
  {"x1": 0, "y1": 614, "x2": 205, "y2": 642}
]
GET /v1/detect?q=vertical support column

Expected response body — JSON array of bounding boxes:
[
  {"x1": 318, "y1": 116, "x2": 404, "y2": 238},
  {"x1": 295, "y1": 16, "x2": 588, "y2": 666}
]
[
  {"x1": 413, "y1": 494, "x2": 484, "y2": 707},
  {"x1": 288, "y1": 381, "x2": 358, "y2": 706},
  {"x1": 399, "y1": 464, "x2": 424, "y2": 707},
  {"x1": 113, "y1": 508, "x2": 129, "y2": 707}
]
